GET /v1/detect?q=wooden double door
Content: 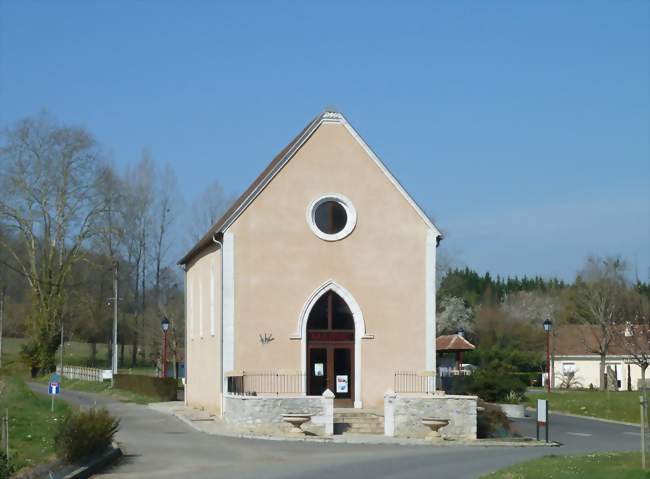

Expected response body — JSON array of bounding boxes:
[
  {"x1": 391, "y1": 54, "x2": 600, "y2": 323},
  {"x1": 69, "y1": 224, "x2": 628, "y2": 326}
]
[
  {"x1": 306, "y1": 290, "x2": 355, "y2": 406},
  {"x1": 307, "y1": 342, "x2": 353, "y2": 406}
]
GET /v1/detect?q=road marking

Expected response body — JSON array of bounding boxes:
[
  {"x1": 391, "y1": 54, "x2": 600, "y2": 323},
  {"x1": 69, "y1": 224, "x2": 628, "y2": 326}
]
[
  {"x1": 566, "y1": 432, "x2": 592, "y2": 437},
  {"x1": 623, "y1": 432, "x2": 641, "y2": 436}
]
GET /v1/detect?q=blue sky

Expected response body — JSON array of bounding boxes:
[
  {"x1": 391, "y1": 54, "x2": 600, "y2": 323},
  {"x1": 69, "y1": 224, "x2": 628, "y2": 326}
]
[{"x1": 1, "y1": 1, "x2": 648, "y2": 280}]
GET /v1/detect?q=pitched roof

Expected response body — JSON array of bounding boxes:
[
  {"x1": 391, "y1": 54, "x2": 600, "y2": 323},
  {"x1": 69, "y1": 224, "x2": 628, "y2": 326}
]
[
  {"x1": 436, "y1": 334, "x2": 475, "y2": 351},
  {"x1": 554, "y1": 324, "x2": 634, "y2": 356},
  {"x1": 178, "y1": 109, "x2": 442, "y2": 265}
]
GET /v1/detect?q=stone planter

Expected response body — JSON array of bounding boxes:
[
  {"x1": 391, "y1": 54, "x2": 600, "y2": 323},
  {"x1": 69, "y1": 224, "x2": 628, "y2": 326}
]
[
  {"x1": 496, "y1": 403, "x2": 526, "y2": 418},
  {"x1": 282, "y1": 413, "x2": 313, "y2": 435},
  {"x1": 421, "y1": 417, "x2": 449, "y2": 441}
]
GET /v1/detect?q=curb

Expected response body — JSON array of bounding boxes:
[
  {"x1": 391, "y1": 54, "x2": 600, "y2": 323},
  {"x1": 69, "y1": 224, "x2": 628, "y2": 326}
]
[
  {"x1": 150, "y1": 404, "x2": 558, "y2": 448},
  {"x1": 524, "y1": 407, "x2": 638, "y2": 427},
  {"x1": 60, "y1": 443, "x2": 123, "y2": 479}
]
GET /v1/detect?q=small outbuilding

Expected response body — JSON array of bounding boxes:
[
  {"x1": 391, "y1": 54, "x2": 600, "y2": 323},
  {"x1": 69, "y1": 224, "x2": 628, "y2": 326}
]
[{"x1": 436, "y1": 334, "x2": 475, "y2": 375}]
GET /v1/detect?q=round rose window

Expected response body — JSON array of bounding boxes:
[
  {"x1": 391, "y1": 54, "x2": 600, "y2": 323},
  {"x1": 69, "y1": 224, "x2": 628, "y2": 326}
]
[{"x1": 307, "y1": 194, "x2": 357, "y2": 241}]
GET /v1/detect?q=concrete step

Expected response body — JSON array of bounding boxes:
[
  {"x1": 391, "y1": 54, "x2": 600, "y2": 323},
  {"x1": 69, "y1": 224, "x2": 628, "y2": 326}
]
[{"x1": 334, "y1": 410, "x2": 384, "y2": 435}]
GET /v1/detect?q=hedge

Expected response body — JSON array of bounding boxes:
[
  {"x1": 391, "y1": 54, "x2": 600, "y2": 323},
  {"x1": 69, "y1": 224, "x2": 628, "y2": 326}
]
[
  {"x1": 513, "y1": 372, "x2": 543, "y2": 387},
  {"x1": 114, "y1": 374, "x2": 177, "y2": 400}
]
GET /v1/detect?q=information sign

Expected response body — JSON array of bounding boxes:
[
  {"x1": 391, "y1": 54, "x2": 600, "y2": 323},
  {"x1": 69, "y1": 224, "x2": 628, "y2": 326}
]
[{"x1": 336, "y1": 375, "x2": 348, "y2": 393}]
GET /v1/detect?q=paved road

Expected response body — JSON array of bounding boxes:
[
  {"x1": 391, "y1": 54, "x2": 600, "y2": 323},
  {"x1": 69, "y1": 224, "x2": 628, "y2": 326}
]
[{"x1": 29, "y1": 384, "x2": 640, "y2": 479}]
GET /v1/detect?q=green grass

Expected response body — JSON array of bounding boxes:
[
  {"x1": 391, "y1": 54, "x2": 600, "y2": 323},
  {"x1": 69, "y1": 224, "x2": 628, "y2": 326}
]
[
  {"x1": 0, "y1": 366, "x2": 71, "y2": 473},
  {"x1": 481, "y1": 452, "x2": 649, "y2": 479},
  {"x1": 527, "y1": 389, "x2": 640, "y2": 424},
  {"x1": 3, "y1": 337, "x2": 156, "y2": 374}
]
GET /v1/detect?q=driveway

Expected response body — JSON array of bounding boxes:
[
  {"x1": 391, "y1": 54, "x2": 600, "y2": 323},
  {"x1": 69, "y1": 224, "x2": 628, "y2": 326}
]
[{"x1": 28, "y1": 384, "x2": 640, "y2": 479}]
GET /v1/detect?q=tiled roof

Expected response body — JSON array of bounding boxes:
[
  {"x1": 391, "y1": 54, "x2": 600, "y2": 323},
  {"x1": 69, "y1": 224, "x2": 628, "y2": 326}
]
[
  {"x1": 178, "y1": 112, "x2": 322, "y2": 265},
  {"x1": 554, "y1": 324, "x2": 638, "y2": 356},
  {"x1": 436, "y1": 334, "x2": 475, "y2": 351}
]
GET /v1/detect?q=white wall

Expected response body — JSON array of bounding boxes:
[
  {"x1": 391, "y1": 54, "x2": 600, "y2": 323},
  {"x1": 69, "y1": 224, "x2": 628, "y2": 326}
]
[{"x1": 554, "y1": 356, "x2": 643, "y2": 391}]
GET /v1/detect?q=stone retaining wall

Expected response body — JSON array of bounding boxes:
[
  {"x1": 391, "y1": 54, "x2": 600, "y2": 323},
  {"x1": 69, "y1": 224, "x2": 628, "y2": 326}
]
[
  {"x1": 384, "y1": 392, "x2": 477, "y2": 440},
  {"x1": 223, "y1": 391, "x2": 334, "y2": 436}
]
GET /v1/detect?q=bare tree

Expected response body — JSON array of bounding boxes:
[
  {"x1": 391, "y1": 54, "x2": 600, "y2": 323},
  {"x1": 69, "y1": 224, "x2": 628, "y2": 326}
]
[
  {"x1": 575, "y1": 256, "x2": 628, "y2": 390},
  {"x1": 0, "y1": 114, "x2": 105, "y2": 371},
  {"x1": 187, "y1": 179, "x2": 234, "y2": 244},
  {"x1": 619, "y1": 291, "x2": 650, "y2": 392},
  {"x1": 153, "y1": 163, "x2": 179, "y2": 305},
  {"x1": 94, "y1": 162, "x2": 125, "y2": 364},
  {"x1": 121, "y1": 152, "x2": 155, "y2": 366}
]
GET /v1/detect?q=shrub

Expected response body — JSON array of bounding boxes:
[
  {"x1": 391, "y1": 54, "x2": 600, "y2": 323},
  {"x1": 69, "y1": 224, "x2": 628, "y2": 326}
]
[
  {"x1": 513, "y1": 371, "x2": 542, "y2": 387},
  {"x1": 19, "y1": 341, "x2": 40, "y2": 377},
  {"x1": 465, "y1": 346, "x2": 543, "y2": 373},
  {"x1": 114, "y1": 374, "x2": 177, "y2": 400},
  {"x1": 503, "y1": 390, "x2": 525, "y2": 404},
  {"x1": 470, "y1": 364, "x2": 527, "y2": 403},
  {"x1": 440, "y1": 374, "x2": 475, "y2": 395},
  {"x1": 0, "y1": 452, "x2": 14, "y2": 479},
  {"x1": 55, "y1": 407, "x2": 119, "y2": 462},
  {"x1": 477, "y1": 401, "x2": 512, "y2": 438}
]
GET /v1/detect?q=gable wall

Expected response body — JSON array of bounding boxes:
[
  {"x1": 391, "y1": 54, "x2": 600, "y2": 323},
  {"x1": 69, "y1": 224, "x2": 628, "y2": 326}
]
[{"x1": 228, "y1": 122, "x2": 432, "y2": 407}]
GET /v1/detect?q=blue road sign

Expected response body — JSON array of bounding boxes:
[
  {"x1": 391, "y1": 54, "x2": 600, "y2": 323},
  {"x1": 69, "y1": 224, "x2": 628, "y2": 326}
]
[
  {"x1": 49, "y1": 381, "x2": 60, "y2": 395},
  {"x1": 50, "y1": 372, "x2": 61, "y2": 383}
]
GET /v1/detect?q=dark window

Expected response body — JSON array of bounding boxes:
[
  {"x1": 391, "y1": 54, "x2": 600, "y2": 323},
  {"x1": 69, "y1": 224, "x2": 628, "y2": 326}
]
[
  {"x1": 308, "y1": 294, "x2": 329, "y2": 330},
  {"x1": 331, "y1": 294, "x2": 354, "y2": 330},
  {"x1": 307, "y1": 291, "x2": 354, "y2": 331},
  {"x1": 314, "y1": 200, "x2": 347, "y2": 235}
]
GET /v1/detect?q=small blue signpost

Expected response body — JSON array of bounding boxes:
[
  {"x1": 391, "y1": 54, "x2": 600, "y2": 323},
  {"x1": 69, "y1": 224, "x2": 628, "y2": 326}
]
[
  {"x1": 49, "y1": 373, "x2": 61, "y2": 412},
  {"x1": 49, "y1": 381, "x2": 60, "y2": 395}
]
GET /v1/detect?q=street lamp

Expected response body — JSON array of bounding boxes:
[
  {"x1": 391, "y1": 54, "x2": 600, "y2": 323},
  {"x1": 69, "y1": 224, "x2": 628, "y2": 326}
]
[
  {"x1": 543, "y1": 317, "x2": 553, "y2": 393},
  {"x1": 161, "y1": 317, "x2": 170, "y2": 378}
]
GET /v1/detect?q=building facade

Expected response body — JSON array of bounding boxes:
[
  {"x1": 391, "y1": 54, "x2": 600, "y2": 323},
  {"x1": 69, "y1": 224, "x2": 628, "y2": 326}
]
[
  {"x1": 553, "y1": 324, "x2": 644, "y2": 391},
  {"x1": 179, "y1": 110, "x2": 442, "y2": 414}
]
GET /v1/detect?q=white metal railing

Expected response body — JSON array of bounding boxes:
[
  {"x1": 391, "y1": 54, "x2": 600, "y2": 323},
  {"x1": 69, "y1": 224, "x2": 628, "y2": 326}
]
[
  {"x1": 56, "y1": 366, "x2": 104, "y2": 382},
  {"x1": 438, "y1": 368, "x2": 473, "y2": 377}
]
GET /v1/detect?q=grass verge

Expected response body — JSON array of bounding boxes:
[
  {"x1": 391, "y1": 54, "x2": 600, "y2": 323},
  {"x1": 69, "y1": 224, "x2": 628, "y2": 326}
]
[
  {"x1": 527, "y1": 389, "x2": 640, "y2": 424},
  {"x1": 32, "y1": 375, "x2": 167, "y2": 404},
  {"x1": 0, "y1": 367, "x2": 71, "y2": 473},
  {"x1": 481, "y1": 452, "x2": 648, "y2": 479},
  {"x1": 3, "y1": 337, "x2": 156, "y2": 374}
]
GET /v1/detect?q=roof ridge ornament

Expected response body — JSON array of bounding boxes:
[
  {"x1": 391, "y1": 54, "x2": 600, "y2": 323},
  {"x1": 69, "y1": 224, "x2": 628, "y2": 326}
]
[{"x1": 321, "y1": 111, "x2": 343, "y2": 122}]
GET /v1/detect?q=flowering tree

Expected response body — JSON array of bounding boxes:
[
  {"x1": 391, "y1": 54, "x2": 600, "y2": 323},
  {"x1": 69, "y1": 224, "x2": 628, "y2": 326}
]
[{"x1": 437, "y1": 296, "x2": 474, "y2": 335}]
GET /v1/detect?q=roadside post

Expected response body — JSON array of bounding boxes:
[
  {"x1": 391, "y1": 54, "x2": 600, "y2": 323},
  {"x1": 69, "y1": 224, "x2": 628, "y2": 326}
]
[
  {"x1": 641, "y1": 395, "x2": 647, "y2": 469},
  {"x1": 536, "y1": 398, "x2": 549, "y2": 443},
  {"x1": 49, "y1": 372, "x2": 61, "y2": 412}
]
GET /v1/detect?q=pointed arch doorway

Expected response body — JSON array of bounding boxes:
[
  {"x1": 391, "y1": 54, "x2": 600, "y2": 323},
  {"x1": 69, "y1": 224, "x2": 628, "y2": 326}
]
[{"x1": 306, "y1": 290, "x2": 355, "y2": 407}]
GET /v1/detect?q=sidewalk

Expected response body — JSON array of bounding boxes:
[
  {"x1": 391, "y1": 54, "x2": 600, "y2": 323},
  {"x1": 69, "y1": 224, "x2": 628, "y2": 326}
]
[{"x1": 148, "y1": 401, "x2": 557, "y2": 447}]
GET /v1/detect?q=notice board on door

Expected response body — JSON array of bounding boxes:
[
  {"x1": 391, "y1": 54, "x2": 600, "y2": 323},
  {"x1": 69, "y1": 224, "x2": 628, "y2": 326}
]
[{"x1": 336, "y1": 375, "x2": 348, "y2": 393}]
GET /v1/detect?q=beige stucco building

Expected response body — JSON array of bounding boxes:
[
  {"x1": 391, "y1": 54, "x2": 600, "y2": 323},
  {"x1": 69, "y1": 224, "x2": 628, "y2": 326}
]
[{"x1": 179, "y1": 110, "x2": 442, "y2": 414}]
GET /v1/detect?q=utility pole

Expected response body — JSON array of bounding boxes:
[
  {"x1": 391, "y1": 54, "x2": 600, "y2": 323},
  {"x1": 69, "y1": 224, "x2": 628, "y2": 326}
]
[
  {"x1": 112, "y1": 261, "x2": 119, "y2": 378},
  {"x1": 59, "y1": 321, "x2": 64, "y2": 374},
  {"x1": 0, "y1": 285, "x2": 5, "y2": 369}
]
